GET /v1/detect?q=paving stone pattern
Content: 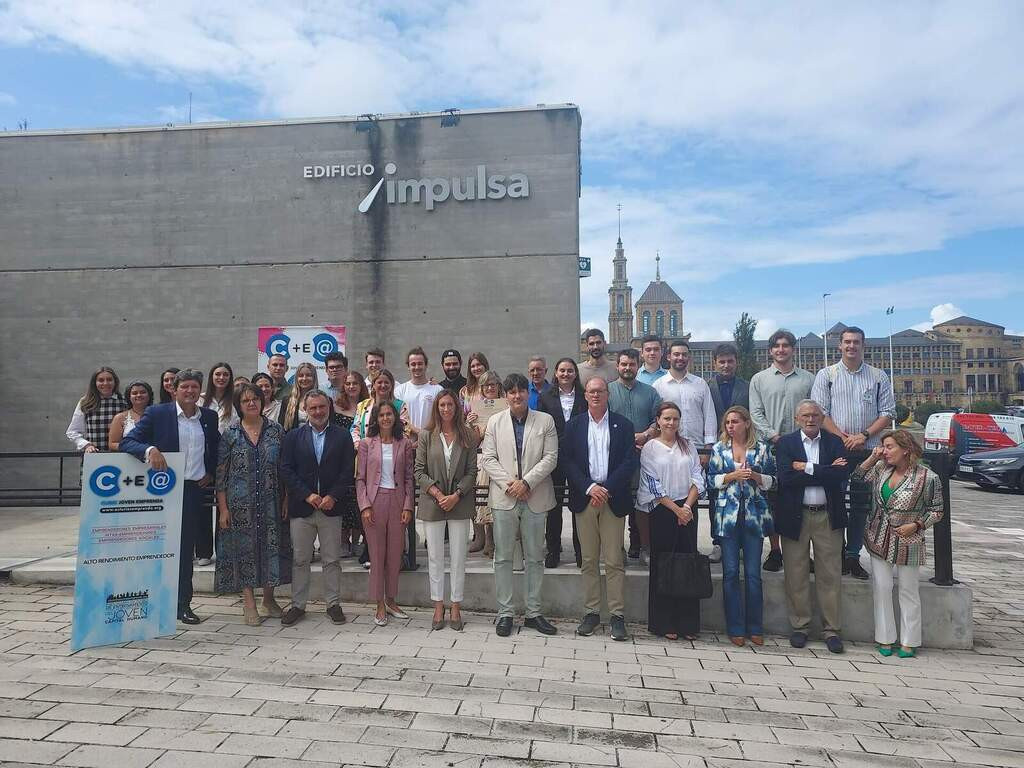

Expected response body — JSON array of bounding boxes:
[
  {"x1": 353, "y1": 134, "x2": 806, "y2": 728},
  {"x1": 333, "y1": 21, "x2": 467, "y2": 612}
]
[{"x1": 1, "y1": 481, "x2": 1022, "y2": 767}]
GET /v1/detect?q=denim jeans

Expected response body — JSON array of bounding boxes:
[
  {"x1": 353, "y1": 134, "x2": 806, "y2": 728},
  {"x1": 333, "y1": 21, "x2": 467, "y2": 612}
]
[{"x1": 721, "y1": 525, "x2": 764, "y2": 637}]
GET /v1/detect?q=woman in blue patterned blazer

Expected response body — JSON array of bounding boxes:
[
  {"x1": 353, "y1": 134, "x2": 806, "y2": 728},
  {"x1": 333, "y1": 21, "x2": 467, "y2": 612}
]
[{"x1": 708, "y1": 405, "x2": 776, "y2": 647}]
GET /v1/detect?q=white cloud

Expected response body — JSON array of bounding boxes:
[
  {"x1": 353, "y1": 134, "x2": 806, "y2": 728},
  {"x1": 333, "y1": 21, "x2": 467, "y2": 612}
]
[
  {"x1": 0, "y1": 91, "x2": 15, "y2": 106},
  {"x1": 910, "y1": 303, "x2": 966, "y2": 332},
  {"x1": 3, "y1": 1, "x2": 1024, "y2": 337}
]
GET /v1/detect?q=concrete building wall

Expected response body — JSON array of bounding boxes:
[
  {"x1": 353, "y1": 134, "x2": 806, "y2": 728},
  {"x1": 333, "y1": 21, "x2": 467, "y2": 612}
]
[{"x1": 0, "y1": 106, "x2": 581, "y2": 454}]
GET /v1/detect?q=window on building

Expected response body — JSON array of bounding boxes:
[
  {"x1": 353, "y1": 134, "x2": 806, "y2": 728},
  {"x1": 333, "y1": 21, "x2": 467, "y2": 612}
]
[
  {"x1": 966, "y1": 349, "x2": 974, "y2": 359},
  {"x1": 656, "y1": 311, "x2": 664, "y2": 336},
  {"x1": 642, "y1": 312, "x2": 650, "y2": 334},
  {"x1": 988, "y1": 347, "x2": 995, "y2": 359},
  {"x1": 616, "y1": 295, "x2": 624, "y2": 314},
  {"x1": 944, "y1": 380, "x2": 953, "y2": 393},
  {"x1": 923, "y1": 380, "x2": 932, "y2": 393},
  {"x1": 990, "y1": 374, "x2": 999, "y2": 391},
  {"x1": 903, "y1": 380, "x2": 913, "y2": 394},
  {"x1": 669, "y1": 311, "x2": 678, "y2": 336}
]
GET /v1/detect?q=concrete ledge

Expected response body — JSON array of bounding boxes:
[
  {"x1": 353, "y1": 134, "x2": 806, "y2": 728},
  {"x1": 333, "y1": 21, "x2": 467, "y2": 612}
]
[{"x1": 9, "y1": 553, "x2": 973, "y2": 649}]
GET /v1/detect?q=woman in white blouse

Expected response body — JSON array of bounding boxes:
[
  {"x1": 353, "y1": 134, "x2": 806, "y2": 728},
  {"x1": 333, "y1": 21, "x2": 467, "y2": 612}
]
[{"x1": 637, "y1": 402, "x2": 706, "y2": 640}]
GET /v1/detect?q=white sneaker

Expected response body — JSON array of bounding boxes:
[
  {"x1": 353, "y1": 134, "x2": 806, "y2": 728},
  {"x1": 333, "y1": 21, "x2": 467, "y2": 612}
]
[
  {"x1": 708, "y1": 545, "x2": 722, "y2": 564},
  {"x1": 196, "y1": 558, "x2": 213, "y2": 566}
]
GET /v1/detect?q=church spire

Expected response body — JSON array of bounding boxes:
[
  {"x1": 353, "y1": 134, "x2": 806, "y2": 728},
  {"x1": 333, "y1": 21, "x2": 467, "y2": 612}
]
[{"x1": 655, "y1": 251, "x2": 661, "y2": 281}]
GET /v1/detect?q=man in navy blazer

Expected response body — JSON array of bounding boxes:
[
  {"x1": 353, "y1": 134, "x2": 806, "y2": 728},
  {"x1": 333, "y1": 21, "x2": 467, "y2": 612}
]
[
  {"x1": 120, "y1": 369, "x2": 220, "y2": 625},
  {"x1": 279, "y1": 390, "x2": 355, "y2": 627},
  {"x1": 560, "y1": 377, "x2": 637, "y2": 641},
  {"x1": 775, "y1": 399, "x2": 852, "y2": 653}
]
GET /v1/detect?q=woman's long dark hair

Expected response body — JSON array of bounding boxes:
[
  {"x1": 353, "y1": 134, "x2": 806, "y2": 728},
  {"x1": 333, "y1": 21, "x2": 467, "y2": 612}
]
[
  {"x1": 80, "y1": 367, "x2": 121, "y2": 414},
  {"x1": 426, "y1": 389, "x2": 476, "y2": 447},
  {"x1": 463, "y1": 352, "x2": 490, "y2": 397},
  {"x1": 367, "y1": 400, "x2": 404, "y2": 440},
  {"x1": 159, "y1": 367, "x2": 180, "y2": 403},
  {"x1": 551, "y1": 357, "x2": 584, "y2": 397},
  {"x1": 200, "y1": 362, "x2": 234, "y2": 422}
]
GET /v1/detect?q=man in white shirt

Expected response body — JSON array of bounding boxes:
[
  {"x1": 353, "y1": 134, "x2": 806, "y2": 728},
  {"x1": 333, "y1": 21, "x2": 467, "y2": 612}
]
[
  {"x1": 559, "y1": 378, "x2": 638, "y2": 641},
  {"x1": 774, "y1": 400, "x2": 852, "y2": 654},
  {"x1": 119, "y1": 369, "x2": 220, "y2": 625},
  {"x1": 394, "y1": 347, "x2": 442, "y2": 438},
  {"x1": 653, "y1": 341, "x2": 720, "y2": 560}
]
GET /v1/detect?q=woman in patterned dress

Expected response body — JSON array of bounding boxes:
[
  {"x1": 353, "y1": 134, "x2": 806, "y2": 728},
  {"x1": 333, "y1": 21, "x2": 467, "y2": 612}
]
[
  {"x1": 855, "y1": 430, "x2": 943, "y2": 658},
  {"x1": 215, "y1": 383, "x2": 291, "y2": 625},
  {"x1": 66, "y1": 367, "x2": 128, "y2": 454}
]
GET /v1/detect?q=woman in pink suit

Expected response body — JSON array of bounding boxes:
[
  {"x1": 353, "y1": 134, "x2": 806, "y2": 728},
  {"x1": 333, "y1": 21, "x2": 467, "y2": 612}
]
[{"x1": 356, "y1": 400, "x2": 416, "y2": 626}]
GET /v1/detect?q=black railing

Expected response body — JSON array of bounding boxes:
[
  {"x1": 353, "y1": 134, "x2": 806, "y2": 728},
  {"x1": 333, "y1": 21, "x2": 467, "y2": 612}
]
[{"x1": 0, "y1": 448, "x2": 958, "y2": 583}]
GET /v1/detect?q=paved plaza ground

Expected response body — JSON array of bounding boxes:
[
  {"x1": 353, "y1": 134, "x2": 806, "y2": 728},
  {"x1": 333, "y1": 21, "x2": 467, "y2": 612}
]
[{"x1": 1, "y1": 480, "x2": 1023, "y2": 768}]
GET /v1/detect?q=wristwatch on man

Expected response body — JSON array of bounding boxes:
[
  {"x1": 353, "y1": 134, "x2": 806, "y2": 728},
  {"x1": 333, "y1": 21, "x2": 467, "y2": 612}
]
[{"x1": 861, "y1": 430, "x2": 870, "y2": 441}]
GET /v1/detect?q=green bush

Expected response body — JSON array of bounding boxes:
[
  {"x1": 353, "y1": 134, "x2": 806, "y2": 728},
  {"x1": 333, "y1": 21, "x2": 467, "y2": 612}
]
[
  {"x1": 971, "y1": 399, "x2": 1006, "y2": 415},
  {"x1": 895, "y1": 403, "x2": 911, "y2": 424}
]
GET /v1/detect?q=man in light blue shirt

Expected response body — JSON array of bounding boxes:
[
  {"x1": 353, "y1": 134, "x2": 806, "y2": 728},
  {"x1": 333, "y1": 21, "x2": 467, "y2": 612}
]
[
  {"x1": 527, "y1": 356, "x2": 551, "y2": 409},
  {"x1": 637, "y1": 334, "x2": 667, "y2": 386}
]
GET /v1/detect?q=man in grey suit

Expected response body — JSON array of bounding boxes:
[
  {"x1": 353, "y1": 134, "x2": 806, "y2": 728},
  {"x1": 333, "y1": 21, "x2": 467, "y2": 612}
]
[{"x1": 480, "y1": 373, "x2": 560, "y2": 637}]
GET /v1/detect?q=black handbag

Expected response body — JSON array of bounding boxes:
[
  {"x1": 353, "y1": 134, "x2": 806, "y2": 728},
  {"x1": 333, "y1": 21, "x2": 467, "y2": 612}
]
[{"x1": 656, "y1": 552, "x2": 713, "y2": 599}]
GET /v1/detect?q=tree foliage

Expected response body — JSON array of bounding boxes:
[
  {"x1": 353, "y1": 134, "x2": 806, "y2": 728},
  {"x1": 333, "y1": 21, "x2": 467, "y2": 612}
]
[
  {"x1": 733, "y1": 312, "x2": 758, "y2": 381},
  {"x1": 971, "y1": 399, "x2": 1006, "y2": 415},
  {"x1": 914, "y1": 402, "x2": 955, "y2": 425}
]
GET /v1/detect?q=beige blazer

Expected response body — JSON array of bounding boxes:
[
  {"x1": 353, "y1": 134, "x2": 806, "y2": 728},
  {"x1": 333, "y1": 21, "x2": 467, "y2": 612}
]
[
  {"x1": 479, "y1": 408, "x2": 558, "y2": 514},
  {"x1": 414, "y1": 429, "x2": 479, "y2": 522}
]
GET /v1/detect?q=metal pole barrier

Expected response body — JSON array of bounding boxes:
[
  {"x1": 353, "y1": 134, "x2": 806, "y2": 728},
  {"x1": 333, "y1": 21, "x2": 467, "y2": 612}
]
[
  {"x1": 59, "y1": 456, "x2": 64, "y2": 505},
  {"x1": 926, "y1": 450, "x2": 956, "y2": 586}
]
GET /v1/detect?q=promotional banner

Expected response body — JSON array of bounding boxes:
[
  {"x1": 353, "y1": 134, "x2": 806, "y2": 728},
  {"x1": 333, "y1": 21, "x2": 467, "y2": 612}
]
[
  {"x1": 71, "y1": 452, "x2": 184, "y2": 651},
  {"x1": 257, "y1": 326, "x2": 347, "y2": 386}
]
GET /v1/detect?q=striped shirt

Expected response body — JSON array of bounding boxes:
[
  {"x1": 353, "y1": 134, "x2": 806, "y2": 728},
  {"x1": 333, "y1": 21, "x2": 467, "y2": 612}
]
[{"x1": 811, "y1": 362, "x2": 896, "y2": 448}]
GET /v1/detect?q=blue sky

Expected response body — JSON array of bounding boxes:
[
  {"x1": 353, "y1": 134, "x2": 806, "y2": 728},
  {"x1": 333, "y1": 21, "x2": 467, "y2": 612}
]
[{"x1": 2, "y1": 1, "x2": 1022, "y2": 340}]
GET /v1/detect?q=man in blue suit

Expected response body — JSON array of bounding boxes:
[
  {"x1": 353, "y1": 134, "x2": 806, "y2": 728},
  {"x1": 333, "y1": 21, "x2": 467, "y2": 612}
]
[
  {"x1": 121, "y1": 369, "x2": 220, "y2": 625},
  {"x1": 560, "y1": 377, "x2": 638, "y2": 641},
  {"x1": 279, "y1": 390, "x2": 355, "y2": 627},
  {"x1": 775, "y1": 399, "x2": 852, "y2": 653}
]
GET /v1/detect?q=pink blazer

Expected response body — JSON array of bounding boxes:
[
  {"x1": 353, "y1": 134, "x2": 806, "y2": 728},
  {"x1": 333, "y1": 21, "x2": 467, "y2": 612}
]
[{"x1": 356, "y1": 435, "x2": 415, "y2": 512}]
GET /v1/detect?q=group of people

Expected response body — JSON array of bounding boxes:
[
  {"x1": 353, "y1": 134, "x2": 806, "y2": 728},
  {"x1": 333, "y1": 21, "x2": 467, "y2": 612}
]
[{"x1": 68, "y1": 325, "x2": 943, "y2": 656}]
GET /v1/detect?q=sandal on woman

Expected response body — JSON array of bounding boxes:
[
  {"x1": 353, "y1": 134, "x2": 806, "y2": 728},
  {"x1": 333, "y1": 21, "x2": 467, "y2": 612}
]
[
  {"x1": 684, "y1": 634, "x2": 698, "y2": 641},
  {"x1": 729, "y1": 636, "x2": 745, "y2": 647},
  {"x1": 243, "y1": 606, "x2": 263, "y2": 626},
  {"x1": 897, "y1": 646, "x2": 916, "y2": 658},
  {"x1": 749, "y1": 635, "x2": 764, "y2": 646},
  {"x1": 877, "y1": 644, "x2": 894, "y2": 657},
  {"x1": 261, "y1": 598, "x2": 283, "y2": 618},
  {"x1": 664, "y1": 633, "x2": 678, "y2": 641}
]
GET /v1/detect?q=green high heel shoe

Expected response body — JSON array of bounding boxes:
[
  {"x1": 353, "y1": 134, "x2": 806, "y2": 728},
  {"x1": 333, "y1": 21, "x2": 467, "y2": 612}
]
[
  {"x1": 897, "y1": 646, "x2": 916, "y2": 658},
  {"x1": 877, "y1": 644, "x2": 893, "y2": 657}
]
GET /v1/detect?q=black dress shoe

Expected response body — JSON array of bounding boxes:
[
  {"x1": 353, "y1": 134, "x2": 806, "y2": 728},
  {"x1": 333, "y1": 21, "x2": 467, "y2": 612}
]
[
  {"x1": 524, "y1": 615, "x2": 557, "y2": 635},
  {"x1": 177, "y1": 607, "x2": 201, "y2": 625},
  {"x1": 762, "y1": 549, "x2": 783, "y2": 572},
  {"x1": 845, "y1": 557, "x2": 869, "y2": 580},
  {"x1": 809, "y1": 558, "x2": 815, "y2": 574},
  {"x1": 576, "y1": 613, "x2": 600, "y2": 636},
  {"x1": 789, "y1": 631, "x2": 808, "y2": 649},
  {"x1": 545, "y1": 552, "x2": 559, "y2": 569},
  {"x1": 825, "y1": 635, "x2": 845, "y2": 654},
  {"x1": 495, "y1": 616, "x2": 513, "y2": 637}
]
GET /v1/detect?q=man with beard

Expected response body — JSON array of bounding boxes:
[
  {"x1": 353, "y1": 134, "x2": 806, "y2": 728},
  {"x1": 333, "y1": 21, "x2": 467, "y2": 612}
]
[
  {"x1": 439, "y1": 349, "x2": 467, "y2": 394},
  {"x1": 579, "y1": 328, "x2": 618, "y2": 387},
  {"x1": 608, "y1": 349, "x2": 661, "y2": 564},
  {"x1": 653, "y1": 341, "x2": 719, "y2": 559}
]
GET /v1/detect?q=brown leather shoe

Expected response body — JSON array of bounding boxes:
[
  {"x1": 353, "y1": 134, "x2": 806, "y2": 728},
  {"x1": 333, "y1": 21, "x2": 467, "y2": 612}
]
[
  {"x1": 749, "y1": 635, "x2": 764, "y2": 646},
  {"x1": 729, "y1": 636, "x2": 745, "y2": 647}
]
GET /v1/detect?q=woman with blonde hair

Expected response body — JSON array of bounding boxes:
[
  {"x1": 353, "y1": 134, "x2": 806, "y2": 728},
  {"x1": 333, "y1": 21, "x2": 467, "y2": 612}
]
[
  {"x1": 855, "y1": 430, "x2": 943, "y2": 658},
  {"x1": 459, "y1": 352, "x2": 490, "y2": 401},
  {"x1": 281, "y1": 362, "x2": 318, "y2": 431},
  {"x1": 707, "y1": 405, "x2": 776, "y2": 647}
]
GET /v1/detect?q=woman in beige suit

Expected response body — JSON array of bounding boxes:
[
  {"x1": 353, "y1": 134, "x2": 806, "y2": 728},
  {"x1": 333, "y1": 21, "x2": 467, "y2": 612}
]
[{"x1": 415, "y1": 390, "x2": 479, "y2": 631}]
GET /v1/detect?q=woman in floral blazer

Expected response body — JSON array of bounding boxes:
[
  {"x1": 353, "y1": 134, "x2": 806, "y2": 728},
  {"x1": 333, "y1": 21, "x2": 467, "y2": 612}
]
[
  {"x1": 708, "y1": 406, "x2": 776, "y2": 647},
  {"x1": 854, "y1": 429, "x2": 943, "y2": 658}
]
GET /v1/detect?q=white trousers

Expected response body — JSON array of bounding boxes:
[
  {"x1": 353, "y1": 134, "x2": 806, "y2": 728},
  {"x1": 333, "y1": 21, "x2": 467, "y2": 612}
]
[
  {"x1": 869, "y1": 553, "x2": 922, "y2": 648},
  {"x1": 422, "y1": 518, "x2": 472, "y2": 603}
]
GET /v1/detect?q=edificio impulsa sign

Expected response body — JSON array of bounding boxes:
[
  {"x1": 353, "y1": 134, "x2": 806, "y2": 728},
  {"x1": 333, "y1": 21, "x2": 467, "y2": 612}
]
[{"x1": 302, "y1": 162, "x2": 530, "y2": 212}]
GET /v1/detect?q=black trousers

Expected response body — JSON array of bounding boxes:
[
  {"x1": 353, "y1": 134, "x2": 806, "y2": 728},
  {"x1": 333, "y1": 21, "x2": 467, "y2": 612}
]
[
  {"x1": 648, "y1": 501, "x2": 700, "y2": 637},
  {"x1": 545, "y1": 477, "x2": 581, "y2": 562},
  {"x1": 179, "y1": 481, "x2": 202, "y2": 609},
  {"x1": 705, "y1": 488, "x2": 722, "y2": 545},
  {"x1": 194, "y1": 492, "x2": 215, "y2": 560}
]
